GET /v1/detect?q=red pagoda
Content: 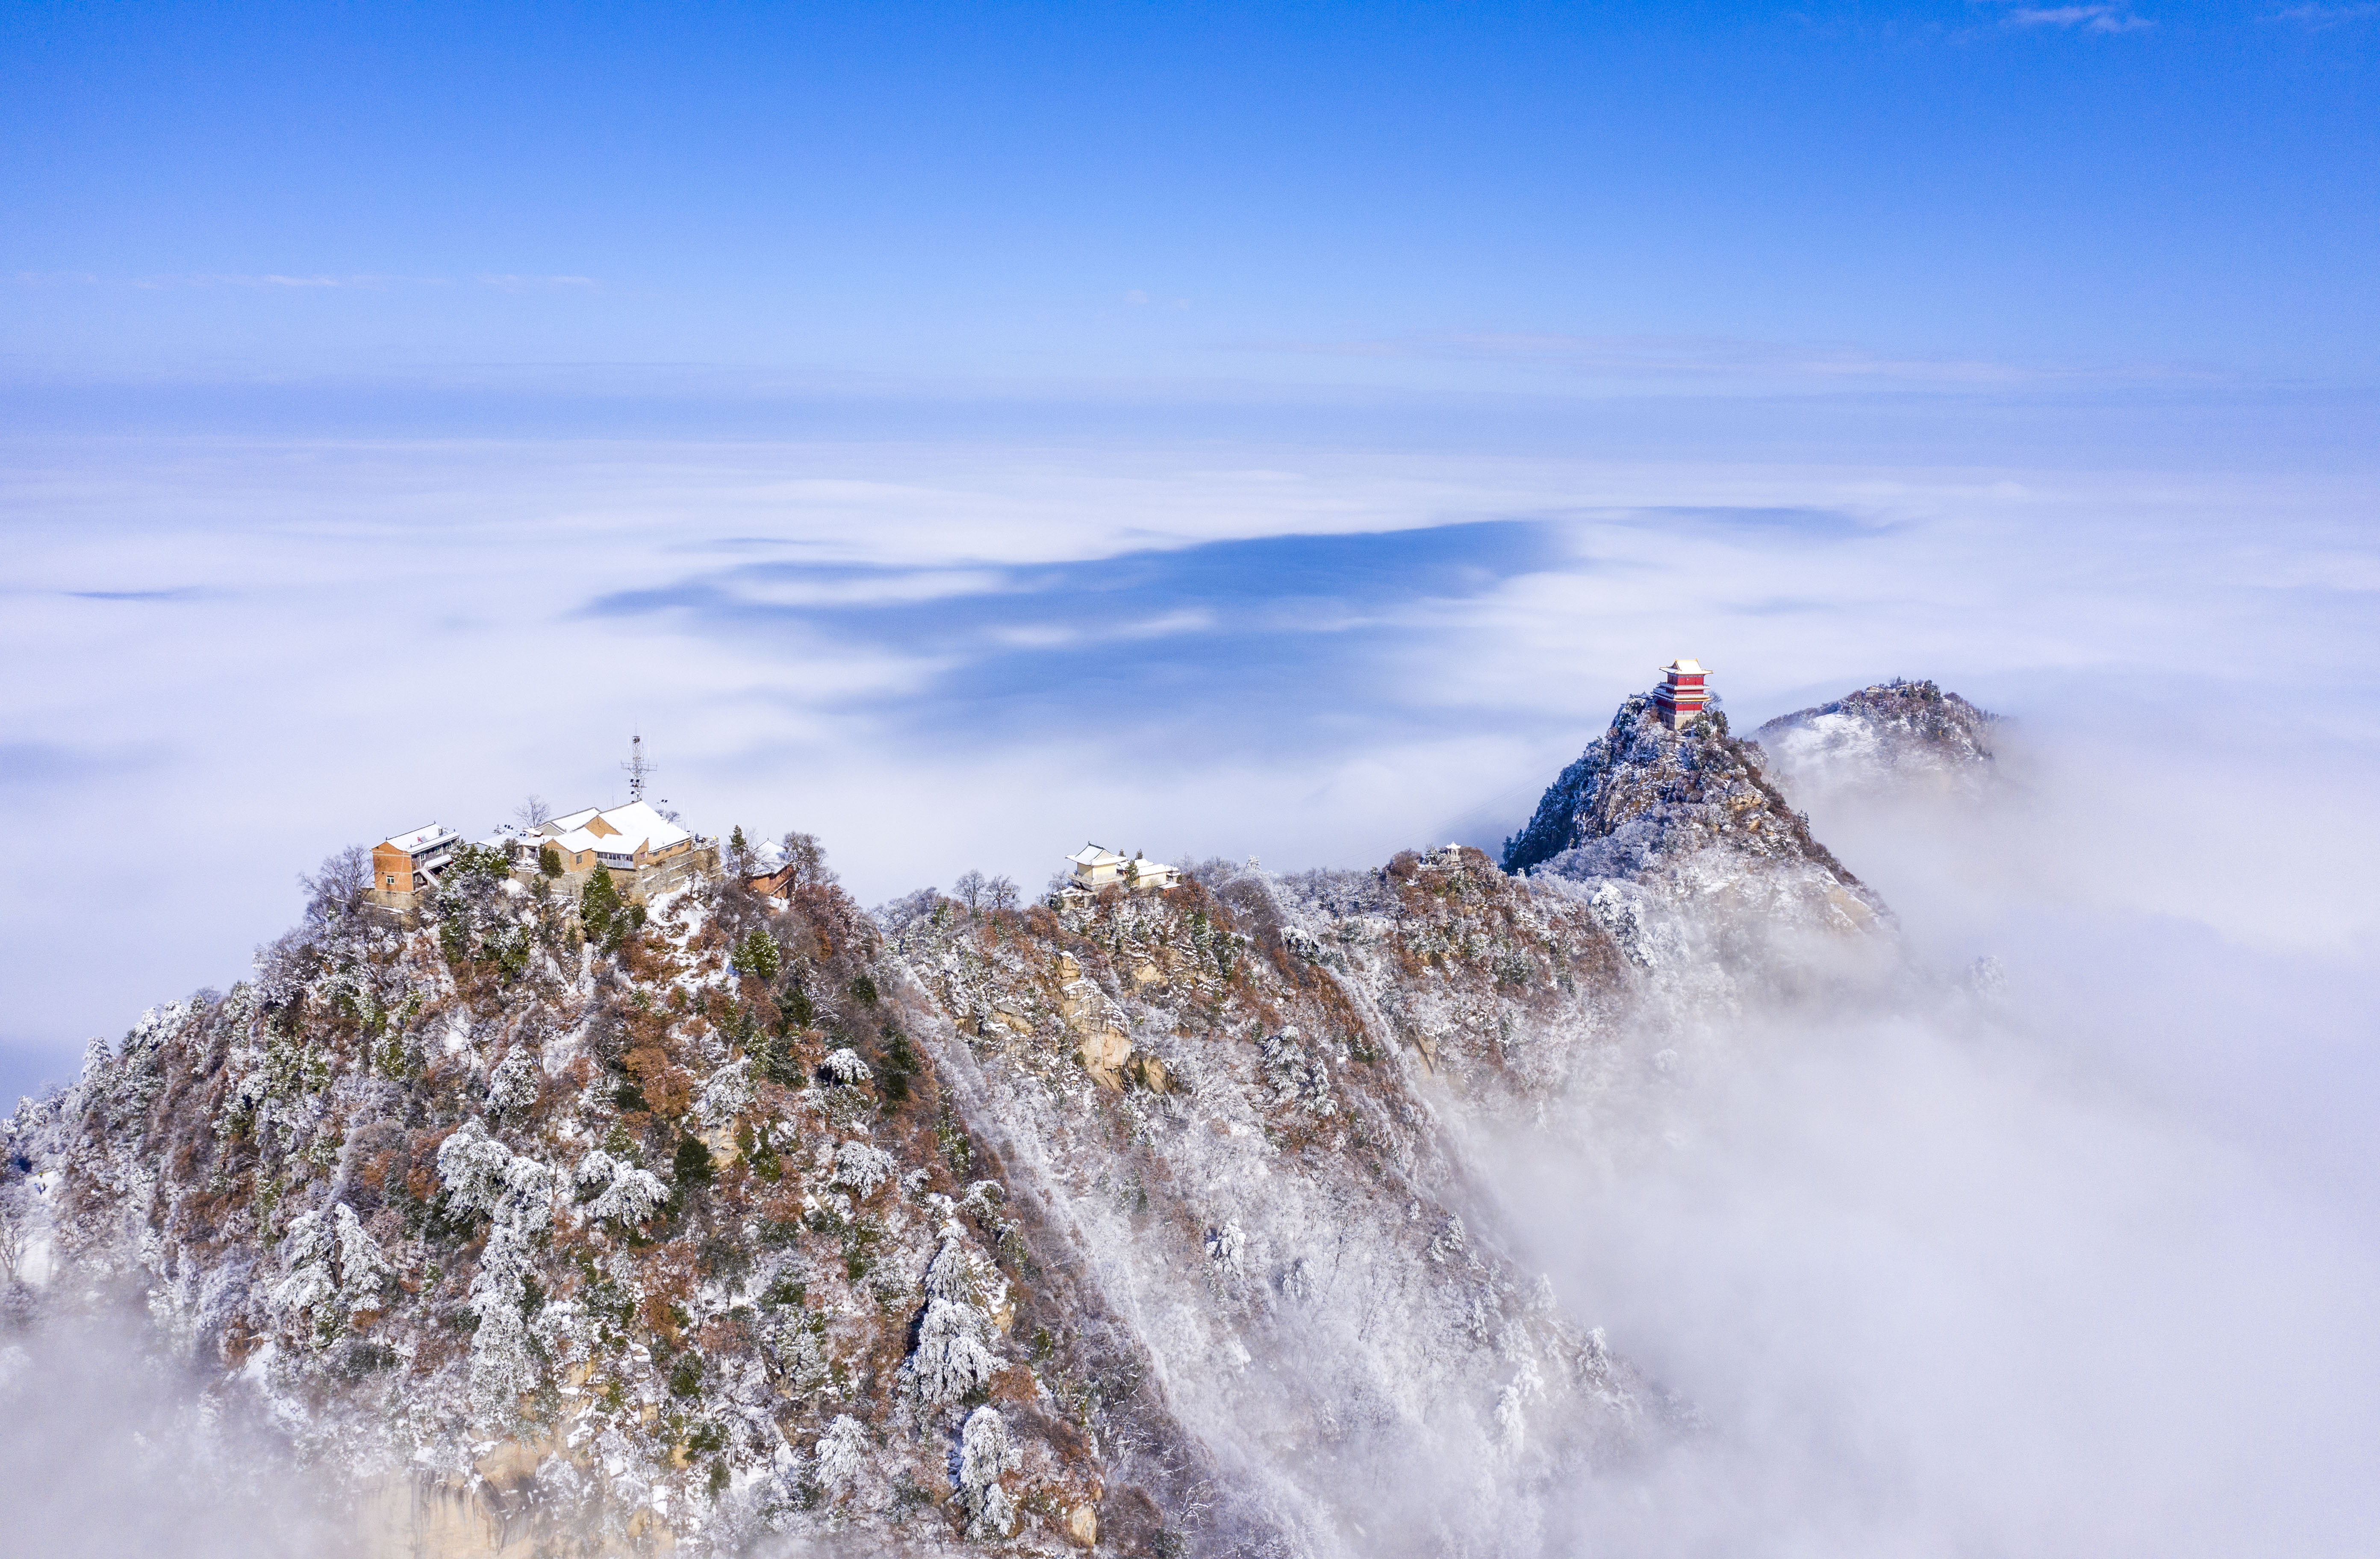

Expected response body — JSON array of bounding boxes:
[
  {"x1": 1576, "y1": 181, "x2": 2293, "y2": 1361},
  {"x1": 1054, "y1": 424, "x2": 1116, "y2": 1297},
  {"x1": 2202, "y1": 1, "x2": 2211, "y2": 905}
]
[{"x1": 1651, "y1": 658, "x2": 1711, "y2": 730}]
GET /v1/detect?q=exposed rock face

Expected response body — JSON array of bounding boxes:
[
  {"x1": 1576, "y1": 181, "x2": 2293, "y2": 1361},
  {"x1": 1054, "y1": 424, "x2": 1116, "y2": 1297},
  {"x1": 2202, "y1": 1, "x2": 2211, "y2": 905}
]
[
  {"x1": 881, "y1": 846, "x2": 1658, "y2": 1552},
  {"x1": 1755, "y1": 679, "x2": 1999, "y2": 803},
  {"x1": 1, "y1": 846, "x2": 1662, "y2": 1557}
]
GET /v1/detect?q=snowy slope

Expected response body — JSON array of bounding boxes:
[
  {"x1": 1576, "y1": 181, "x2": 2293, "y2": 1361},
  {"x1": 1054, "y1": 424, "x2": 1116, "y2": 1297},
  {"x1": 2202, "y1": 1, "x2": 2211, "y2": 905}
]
[{"x1": 0, "y1": 675, "x2": 1992, "y2": 1558}]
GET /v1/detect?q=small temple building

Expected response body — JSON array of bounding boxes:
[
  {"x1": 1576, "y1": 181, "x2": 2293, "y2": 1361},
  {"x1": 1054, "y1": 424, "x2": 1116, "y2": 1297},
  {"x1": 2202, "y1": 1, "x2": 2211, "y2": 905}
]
[
  {"x1": 1059, "y1": 843, "x2": 1180, "y2": 903},
  {"x1": 1650, "y1": 657, "x2": 1713, "y2": 730}
]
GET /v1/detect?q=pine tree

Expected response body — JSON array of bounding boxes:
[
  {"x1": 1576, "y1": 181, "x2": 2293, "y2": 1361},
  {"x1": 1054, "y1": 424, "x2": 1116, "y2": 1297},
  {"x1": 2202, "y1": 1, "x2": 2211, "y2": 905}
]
[
  {"x1": 732, "y1": 928, "x2": 781, "y2": 981},
  {"x1": 581, "y1": 868, "x2": 624, "y2": 947}
]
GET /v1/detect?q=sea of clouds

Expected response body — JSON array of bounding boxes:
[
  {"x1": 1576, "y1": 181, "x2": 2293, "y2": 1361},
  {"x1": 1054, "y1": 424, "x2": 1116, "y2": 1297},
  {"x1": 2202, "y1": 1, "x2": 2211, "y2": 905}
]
[
  {"x1": 6, "y1": 387, "x2": 2371, "y2": 1102},
  {"x1": 1, "y1": 385, "x2": 2375, "y2": 1552}
]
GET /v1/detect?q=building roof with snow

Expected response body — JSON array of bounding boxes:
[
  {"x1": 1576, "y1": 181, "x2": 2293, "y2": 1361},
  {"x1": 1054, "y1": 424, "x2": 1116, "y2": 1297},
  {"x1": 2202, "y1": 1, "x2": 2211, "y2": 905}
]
[
  {"x1": 541, "y1": 800, "x2": 692, "y2": 861},
  {"x1": 380, "y1": 823, "x2": 460, "y2": 856}
]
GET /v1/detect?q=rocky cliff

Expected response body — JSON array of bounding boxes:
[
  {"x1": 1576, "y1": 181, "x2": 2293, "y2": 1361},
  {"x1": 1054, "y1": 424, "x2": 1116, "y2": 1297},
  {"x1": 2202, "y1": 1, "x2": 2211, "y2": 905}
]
[{"x1": 0, "y1": 676, "x2": 1988, "y2": 1558}]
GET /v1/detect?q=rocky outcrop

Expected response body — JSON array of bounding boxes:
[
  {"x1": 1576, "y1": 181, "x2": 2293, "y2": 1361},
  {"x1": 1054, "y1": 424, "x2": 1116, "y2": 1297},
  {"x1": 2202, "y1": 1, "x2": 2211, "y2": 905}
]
[{"x1": 1500, "y1": 694, "x2": 1878, "y2": 914}]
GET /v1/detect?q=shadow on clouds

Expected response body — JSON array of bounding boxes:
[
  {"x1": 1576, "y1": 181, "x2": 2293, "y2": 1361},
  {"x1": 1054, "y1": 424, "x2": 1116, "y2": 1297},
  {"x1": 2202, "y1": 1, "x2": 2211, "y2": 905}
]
[{"x1": 582, "y1": 513, "x2": 1869, "y2": 752}]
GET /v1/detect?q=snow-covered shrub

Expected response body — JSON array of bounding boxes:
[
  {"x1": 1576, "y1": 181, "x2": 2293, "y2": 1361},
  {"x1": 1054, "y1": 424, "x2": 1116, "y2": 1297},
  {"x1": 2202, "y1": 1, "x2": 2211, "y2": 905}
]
[
  {"x1": 572, "y1": 1149, "x2": 668, "y2": 1227},
  {"x1": 814, "y1": 1414, "x2": 872, "y2": 1504},
  {"x1": 820, "y1": 1048, "x2": 872, "y2": 1086},
  {"x1": 831, "y1": 1141, "x2": 896, "y2": 1198},
  {"x1": 907, "y1": 1235, "x2": 1005, "y2": 1404},
  {"x1": 484, "y1": 1044, "x2": 541, "y2": 1116},
  {"x1": 955, "y1": 1406, "x2": 1019, "y2": 1538}
]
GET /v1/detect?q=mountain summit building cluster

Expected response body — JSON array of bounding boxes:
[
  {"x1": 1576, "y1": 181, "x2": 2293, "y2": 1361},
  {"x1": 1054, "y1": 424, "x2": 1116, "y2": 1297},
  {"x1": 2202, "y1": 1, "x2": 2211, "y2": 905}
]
[{"x1": 367, "y1": 799, "x2": 712, "y2": 918}]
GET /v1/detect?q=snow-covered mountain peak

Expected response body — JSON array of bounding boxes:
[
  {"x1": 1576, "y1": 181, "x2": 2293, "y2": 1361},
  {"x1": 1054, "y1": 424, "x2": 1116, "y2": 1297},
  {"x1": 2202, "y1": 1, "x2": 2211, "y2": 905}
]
[{"x1": 1754, "y1": 679, "x2": 1999, "y2": 804}]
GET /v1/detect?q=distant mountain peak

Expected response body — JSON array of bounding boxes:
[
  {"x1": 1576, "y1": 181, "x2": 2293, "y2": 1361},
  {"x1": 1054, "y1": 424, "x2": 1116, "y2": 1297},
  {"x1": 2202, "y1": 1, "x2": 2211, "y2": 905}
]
[{"x1": 1754, "y1": 679, "x2": 2000, "y2": 802}]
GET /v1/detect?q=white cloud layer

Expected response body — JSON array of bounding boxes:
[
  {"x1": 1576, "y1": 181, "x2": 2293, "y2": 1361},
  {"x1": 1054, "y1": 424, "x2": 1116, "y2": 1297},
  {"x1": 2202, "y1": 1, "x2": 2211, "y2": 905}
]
[
  {"x1": 0, "y1": 403, "x2": 2375, "y2": 1553},
  {"x1": 0, "y1": 417, "x2": 2374, "y2": 1109}
]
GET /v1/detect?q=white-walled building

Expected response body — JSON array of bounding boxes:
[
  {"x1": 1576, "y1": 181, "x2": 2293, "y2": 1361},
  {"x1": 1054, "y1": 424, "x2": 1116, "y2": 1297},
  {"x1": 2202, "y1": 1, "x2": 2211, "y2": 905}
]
[{"x1": 1060, "y1": 843, "x2": 1180, "y2": 902}]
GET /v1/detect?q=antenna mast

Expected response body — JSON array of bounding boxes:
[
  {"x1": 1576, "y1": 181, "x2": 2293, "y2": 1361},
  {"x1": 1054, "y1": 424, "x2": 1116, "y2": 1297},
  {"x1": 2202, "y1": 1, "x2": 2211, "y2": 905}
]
[{"x1": 622, "y1": 732, "x2": 657, "y2": 801}]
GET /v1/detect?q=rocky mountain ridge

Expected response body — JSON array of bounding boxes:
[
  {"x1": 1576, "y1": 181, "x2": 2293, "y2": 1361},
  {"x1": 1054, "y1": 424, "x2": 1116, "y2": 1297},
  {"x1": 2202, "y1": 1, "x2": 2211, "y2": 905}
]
[
  {"x1": 1754, "y1": 679, "x2": 1999, "y2": 800},
  {"x1": 0, "y1": 676, "x2": 1990, "y2": 1559}
]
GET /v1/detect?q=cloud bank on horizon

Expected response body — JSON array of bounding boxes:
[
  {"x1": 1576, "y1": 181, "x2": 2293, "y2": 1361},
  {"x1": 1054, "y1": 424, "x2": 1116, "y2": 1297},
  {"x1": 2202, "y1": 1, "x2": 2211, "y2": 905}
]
[{"x1": 3, "y1": 414, "x2": 2375, "y2": 1100}]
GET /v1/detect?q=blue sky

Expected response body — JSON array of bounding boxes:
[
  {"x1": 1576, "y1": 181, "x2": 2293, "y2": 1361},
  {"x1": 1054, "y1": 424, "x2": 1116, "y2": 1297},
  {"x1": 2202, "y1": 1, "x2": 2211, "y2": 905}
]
[
  {"x1": 7, "y1": 1, "x2": 2379, "y2": 392},
  {"x1": 4, "y1": 2, "x2": 2378, "y2": 1098}
]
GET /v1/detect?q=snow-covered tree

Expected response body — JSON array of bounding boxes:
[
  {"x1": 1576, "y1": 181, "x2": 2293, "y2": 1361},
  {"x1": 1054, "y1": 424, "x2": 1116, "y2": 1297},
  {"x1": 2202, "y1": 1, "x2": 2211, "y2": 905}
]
[
  {"x1": 814, "y1": 1414, "x2": 872, "y2": 1505},
  {"x1": 270, "y1": 1200, "x2": 388, "y2": 1339},
  {"x1": 572, "y1": 1149, "x2": 668, "y2": 1227},
  {"x1": 831, "y1": 1141, "x2": 896, "y2": 1199},
  {"x1": 730, "y1": 928, "x2": 781, "y2": 980},
  {"x1": 437, "y1": 1121, "x2": 558, "y2": 1425},
  {"x1": 484, "y1": 1043, "x2": 541, "y2": 1116},
  {"x1": 955, "y1": 1406, "x2": 1019, "y2": 1538},
  {"x1": 907, "y1": 1235, "x2": 1005, "y2": 1404}
]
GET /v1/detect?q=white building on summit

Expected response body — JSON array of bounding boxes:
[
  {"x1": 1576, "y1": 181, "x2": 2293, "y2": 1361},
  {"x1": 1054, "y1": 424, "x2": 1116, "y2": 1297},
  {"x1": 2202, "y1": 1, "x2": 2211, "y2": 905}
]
[{"x1": 1059, "y1": 843, "x2": 1180, "y2": 902}]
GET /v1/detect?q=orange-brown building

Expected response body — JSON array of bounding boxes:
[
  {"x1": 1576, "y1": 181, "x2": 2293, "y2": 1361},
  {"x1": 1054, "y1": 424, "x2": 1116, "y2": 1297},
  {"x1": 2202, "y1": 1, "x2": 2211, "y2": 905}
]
[
  {"x1": 537, "y1": 800, "x2": 698, "y2": 886},
  {"x1": 370, "y1": 823, "x2": 461, "y2": 897}
]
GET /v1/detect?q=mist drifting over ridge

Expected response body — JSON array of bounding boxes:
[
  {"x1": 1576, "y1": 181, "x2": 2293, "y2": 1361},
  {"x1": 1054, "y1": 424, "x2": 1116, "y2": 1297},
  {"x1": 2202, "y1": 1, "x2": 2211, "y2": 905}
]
[
  {"x1": 6, "y1": 401, "x2": 2378, "y2": 1556},
  {"x1": 8, "y1": 3, "x2": 2380, "y2": 1551},
  {"x1": 1501, "y1": 715, "x2": 2380, "y2": 1557},
  {"x1": 4, "y1": 657, "x2": 2375, "y2": 1558}
]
